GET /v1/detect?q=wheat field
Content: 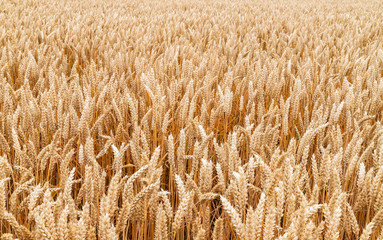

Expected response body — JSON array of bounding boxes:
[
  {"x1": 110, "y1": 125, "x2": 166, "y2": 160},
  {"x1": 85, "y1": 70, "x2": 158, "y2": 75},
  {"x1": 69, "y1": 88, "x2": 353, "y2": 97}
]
[{"x1": 1, "y1": 0, "x2": 383, "y2": 239}]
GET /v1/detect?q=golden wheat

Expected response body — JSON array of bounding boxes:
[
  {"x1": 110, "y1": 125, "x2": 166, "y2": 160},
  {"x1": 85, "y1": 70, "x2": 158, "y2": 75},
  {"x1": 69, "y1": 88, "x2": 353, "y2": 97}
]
[{"x1": 1, "y1": 0, "x2": 383, "y2": 239}]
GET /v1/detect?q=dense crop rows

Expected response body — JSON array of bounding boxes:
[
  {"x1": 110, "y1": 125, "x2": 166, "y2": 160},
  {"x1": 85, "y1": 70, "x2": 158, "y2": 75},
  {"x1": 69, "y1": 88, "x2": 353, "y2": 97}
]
[{"x1": 1, "y1": 0, "x2": 383, "y2": 239}]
